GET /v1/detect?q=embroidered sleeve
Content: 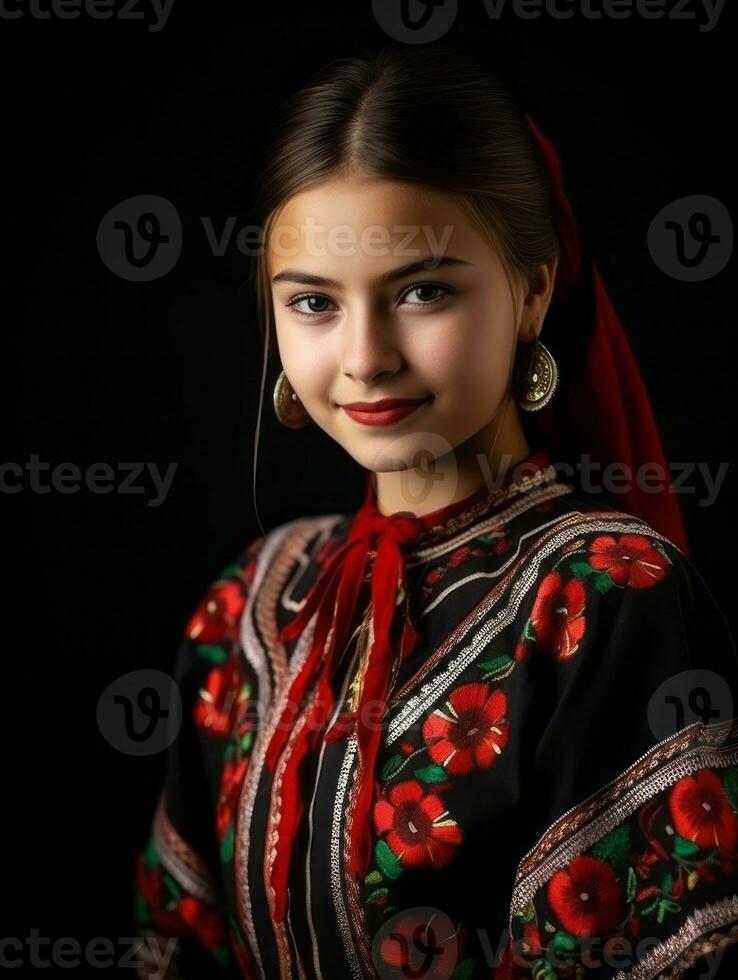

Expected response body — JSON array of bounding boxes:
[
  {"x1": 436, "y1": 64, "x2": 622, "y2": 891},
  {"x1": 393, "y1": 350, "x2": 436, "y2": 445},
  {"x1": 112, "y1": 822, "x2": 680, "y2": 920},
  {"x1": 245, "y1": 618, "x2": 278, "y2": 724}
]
[
  {"x1": 502, "y1": 530, "x2": 738, "y2": 980},
  {"x1": 132, "y1": 537, "x2": 264, "y2": 979}
]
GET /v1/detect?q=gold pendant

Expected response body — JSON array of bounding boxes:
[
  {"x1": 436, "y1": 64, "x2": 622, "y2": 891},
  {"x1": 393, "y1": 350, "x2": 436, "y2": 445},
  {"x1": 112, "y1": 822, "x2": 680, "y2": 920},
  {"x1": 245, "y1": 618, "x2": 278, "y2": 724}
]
[{"x1": 346, "y1": 602, "x2": 374, "y2": 714}]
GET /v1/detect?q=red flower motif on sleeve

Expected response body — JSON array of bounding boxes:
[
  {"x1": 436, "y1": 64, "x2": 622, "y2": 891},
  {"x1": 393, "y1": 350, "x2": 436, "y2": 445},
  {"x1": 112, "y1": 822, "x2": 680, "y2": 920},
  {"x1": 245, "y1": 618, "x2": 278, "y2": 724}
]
[
  {"x1": 186, "y1": 580, "x2": 247, "y2": 644},
  {"x1": 526, "y1": 571, "x2": 586, "y2": 661},
  {"x1": 421, "y1": 683, "x2": 509, "y2": 775},
  {"x1": 193, "y1": 656, "x2": 249, "y2": 736},
  {"x1": 373, "y1": 780, "x2": 462, "y2": 869},
  {"x1": 668, "y1": 768, "x2": 738, "y2": 852},
  {"x1": 587, "y1": 534, "x2": 669, "y2": 589},
  {"x1": 547, "y1": 854, "x2": 626, "y2": 938},
  {"x1": 216, "y1": 754, "x2": 250, "y2": 842}
]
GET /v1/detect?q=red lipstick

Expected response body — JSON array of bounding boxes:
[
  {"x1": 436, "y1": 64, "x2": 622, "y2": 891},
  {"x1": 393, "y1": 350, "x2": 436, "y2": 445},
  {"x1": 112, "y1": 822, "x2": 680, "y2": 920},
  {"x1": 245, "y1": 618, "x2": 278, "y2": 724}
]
[{"x1": 340, "y1": 395, "x2": 433, "y2": 427}]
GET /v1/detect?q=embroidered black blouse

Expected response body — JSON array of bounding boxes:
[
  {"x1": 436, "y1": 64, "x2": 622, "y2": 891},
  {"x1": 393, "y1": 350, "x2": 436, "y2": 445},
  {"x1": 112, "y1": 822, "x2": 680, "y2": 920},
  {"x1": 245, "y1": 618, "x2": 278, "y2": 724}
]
[{"x1": 132, "y1": 450, "x2": 738, "y2": 979}]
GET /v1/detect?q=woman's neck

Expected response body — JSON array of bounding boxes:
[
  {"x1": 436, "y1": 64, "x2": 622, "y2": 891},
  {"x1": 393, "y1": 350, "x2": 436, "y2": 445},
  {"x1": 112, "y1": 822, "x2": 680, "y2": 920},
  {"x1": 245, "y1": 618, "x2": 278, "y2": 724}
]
[{"x1": 373, "y1": 397, "x2": 531, "y2": 518}]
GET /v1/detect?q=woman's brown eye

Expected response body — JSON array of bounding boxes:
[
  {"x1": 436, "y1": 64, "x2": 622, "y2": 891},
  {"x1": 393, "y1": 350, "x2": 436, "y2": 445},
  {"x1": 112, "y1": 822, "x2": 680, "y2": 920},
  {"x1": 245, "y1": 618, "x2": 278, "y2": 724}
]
[
  {"x1": 287, "y1": 293, "x2": 335, "y2": 318},
  {"x1": 401, "y1": 283, "x2": 452, "y2": 305}
]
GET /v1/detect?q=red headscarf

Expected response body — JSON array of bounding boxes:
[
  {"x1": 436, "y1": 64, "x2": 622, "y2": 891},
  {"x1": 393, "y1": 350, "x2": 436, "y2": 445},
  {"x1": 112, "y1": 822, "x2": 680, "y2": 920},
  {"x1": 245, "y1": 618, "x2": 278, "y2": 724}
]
[
  {"x1": 263, "y1": 118, "x2": 690, "y2": 925},
  {"x1": 524, "y1": 113, "x2": 689, "y2": 555}
]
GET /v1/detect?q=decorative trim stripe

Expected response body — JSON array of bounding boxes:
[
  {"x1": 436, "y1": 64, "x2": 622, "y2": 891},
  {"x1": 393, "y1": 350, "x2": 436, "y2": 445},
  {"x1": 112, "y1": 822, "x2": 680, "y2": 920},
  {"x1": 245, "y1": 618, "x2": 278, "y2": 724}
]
[
  {"x1": 235, "y1": 518, "x2": 325, "y2": 980},
  {"x1": 509, "y1": 720, "x2": 738, "y2": 923},
  {"x1": 408, "y1": 477, "x2": 574, "y2": 565},
  {"x1": 152, "y1": 792, "x2": 215, "y2": 904},
  {"x1": 388, "y1": 513, "x2": 668, "y2": 737},
  {"x1": 613, "y1": 896, "x2": 738, "y2": 980}
]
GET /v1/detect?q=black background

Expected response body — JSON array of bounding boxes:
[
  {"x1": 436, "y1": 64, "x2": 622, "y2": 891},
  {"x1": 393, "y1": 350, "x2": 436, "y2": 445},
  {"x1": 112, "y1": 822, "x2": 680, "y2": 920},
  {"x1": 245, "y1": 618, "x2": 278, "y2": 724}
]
[{"x1": 9, "y1": 0, "x2": 737, "y2": 974}]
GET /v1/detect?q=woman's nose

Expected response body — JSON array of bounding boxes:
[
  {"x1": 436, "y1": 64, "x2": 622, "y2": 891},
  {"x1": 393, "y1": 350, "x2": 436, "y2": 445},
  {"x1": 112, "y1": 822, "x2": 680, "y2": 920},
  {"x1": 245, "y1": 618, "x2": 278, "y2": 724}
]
[{"x1": 340, "y1": 307, "x2": 402, "y2": 385}]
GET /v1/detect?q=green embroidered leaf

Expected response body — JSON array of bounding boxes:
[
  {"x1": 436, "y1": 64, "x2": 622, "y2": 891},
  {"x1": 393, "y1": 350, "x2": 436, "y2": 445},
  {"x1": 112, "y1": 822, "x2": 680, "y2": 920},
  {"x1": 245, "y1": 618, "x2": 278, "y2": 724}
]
[
  {"x1": 364, "y1": 870, "x2": 382, "y2": 886},
  {"x1": 721, "y1": 764, "x2": 738, "y2": 812},
  {"x1": 626, "y1": 865, "x2": 637, "y2": 902},
  {"x1": 216, "y1": 562, "x2": 242, "y2": 580},
  {"x1": 366, "y1": 887, "x2": 389, "y2": 905},
  {"x1": 451, "y1": 959, "x2": 475, "y2": 979},
  {"x1": 135, "y1": 895, "x2": 151, "y2": 926},
  {"x1": 214, "y1": 946, "x2": 232, "y2": 967},
  {"x1": 225, "y1": 741, "x2": 236, "y2": 760},
  {"x1": 656, "y1": 898, "x2": 681, "y2": 924},
  {"x1": 416, "y1": 764, "x2": 448, "y2": 784},
  {"x1": 196, "y1": 644, "x2": 228, "y2": 663},
  {"x1": 241, "y1": 730, "x2": 253, "y2": 753},
  {"x1": 641, "y1": 900, "x2": 659, "y2": 915},
  {"x1": 589, "y1": 823, "x2": 631, "y2": 878},
  {"x1": 660, "y1": 873, "x2": 674, "y2": 895},
  {"x1": 380, "y1": 754, "x2": 404, "y2": 782},
  {"x1": 593, "y1": 572, "x2": 617, "y2": 595},
  {"x1": 532, "y1": 957, "x2": 558, "y2": 980},
  {"x1": 381, "y1": 906, "x2": 400, "y2": 920},
  {"x1": 477, "y1": 534, "x2": 499, "y2": 545},
  {"x1": 570, "y1": 561, "x2": 595, "y2": 578},
  {"x1": 552, "y1": 931, "x2": 577, "y2": 955},
  {"x1": 375, "y1": 839, "x2": 402, "y2": 880},
  {"x1": 673, "y1": 835, "x2": 701, "y2": 858},
  {"x1": 143, "y1": 838, "x2": 160, "y2": 869},
  {"x1": 523, "y1": 618, "x2": 536, "y2": 642},
  {"x1": 220, "y1": 824, "x2": 235, "y2": 864},
  {"x1": 162, "y1": 872, "x2": 181, "y2": 901},
  {"x1": 477, "y1": 655, "x2": 513, "y2": 676}
]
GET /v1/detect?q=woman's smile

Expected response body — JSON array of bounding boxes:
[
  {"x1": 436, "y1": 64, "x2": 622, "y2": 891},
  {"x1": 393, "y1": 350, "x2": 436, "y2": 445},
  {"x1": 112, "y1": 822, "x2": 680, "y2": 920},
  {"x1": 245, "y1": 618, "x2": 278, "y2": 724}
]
[{"x1": 339, "y1": 394, "x2": 434, "y2": 427}]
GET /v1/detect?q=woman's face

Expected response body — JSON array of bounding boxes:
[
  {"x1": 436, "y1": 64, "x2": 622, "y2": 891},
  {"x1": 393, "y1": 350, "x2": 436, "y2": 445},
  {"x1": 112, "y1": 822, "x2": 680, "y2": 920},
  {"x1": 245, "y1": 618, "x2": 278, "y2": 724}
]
[{"x1": 268, "y1": 175, "x2": 540, "y2": 475}]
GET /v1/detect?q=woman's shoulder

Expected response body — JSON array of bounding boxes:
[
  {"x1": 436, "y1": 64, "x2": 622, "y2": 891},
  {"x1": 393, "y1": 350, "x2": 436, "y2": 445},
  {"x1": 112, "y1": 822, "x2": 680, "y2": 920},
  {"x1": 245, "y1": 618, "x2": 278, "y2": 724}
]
[
  {"x1": 181, "y1": 511, "x2": 350, "y2": 646},
  {"x1": 507, "y1": 487, "x2": 733, "y2": 668}
]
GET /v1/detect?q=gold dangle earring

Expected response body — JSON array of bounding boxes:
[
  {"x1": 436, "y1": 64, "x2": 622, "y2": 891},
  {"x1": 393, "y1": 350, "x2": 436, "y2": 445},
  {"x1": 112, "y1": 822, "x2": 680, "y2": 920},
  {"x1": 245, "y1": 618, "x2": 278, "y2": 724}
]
[
  {"x1": 512, "y1": 336, "x2": 559, "y2": 412},
  {"x1": 273, "y1": 369, "x2": 311, "y2": 429}
]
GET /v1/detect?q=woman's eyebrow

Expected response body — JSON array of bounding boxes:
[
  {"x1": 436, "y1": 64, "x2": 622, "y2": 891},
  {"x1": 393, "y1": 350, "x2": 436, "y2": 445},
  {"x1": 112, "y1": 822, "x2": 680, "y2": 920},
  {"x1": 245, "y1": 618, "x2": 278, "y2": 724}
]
[{"x1": 271, "y1": 256, "x2": 471, "y2": 288}]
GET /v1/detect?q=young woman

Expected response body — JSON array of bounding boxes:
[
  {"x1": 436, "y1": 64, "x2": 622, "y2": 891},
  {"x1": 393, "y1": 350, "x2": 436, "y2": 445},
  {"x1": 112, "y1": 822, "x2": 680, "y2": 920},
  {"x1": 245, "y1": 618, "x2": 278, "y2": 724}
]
[{"x1": 133, "y1": 44, "x2": 738, "y2": 980}]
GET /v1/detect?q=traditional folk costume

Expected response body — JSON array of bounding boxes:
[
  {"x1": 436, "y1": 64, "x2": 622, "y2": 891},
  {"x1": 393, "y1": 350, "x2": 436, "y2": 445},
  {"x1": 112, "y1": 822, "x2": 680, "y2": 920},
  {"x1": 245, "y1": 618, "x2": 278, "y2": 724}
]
[{"x1": 133, "y1": 119, "x2": 738, "y2": 979}]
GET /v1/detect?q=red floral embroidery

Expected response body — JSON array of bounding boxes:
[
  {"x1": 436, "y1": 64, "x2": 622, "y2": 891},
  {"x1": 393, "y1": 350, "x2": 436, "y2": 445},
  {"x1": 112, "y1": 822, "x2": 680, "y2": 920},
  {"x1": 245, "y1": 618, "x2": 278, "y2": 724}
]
[
  {"x1": 422, "y1": 683, "x2": 509, "y2": 775},
  {"x1": 193, "y1": 655, "x2": 248, "y2": 736},
  {"x1": 547, "y1": 854, "x2": 626, "y2": 937},
  {"x1": 378, "y1": 912, "x2": 465, "y2": 974},
  {"x1": 669, "y1": 768, "x2": 738, "y2": 852},
  {"x1": 373, "y1": 780, "x2": 462, "y2": 869},
  {"x1": 177, "y1": 895, "x2": 228, "y2": 951},
  {"x1": 216, "y1": 754, "x2": 249, "y2": 842},
  {"x1": 523, "y1": 570, "x2": 586, "y2": 661},
  {"x1": 587, "y1": 534, "x2": 669, "y2": 589},
  {"x1": 186, "y1": 580, "x2": 247, "y2": 643}
]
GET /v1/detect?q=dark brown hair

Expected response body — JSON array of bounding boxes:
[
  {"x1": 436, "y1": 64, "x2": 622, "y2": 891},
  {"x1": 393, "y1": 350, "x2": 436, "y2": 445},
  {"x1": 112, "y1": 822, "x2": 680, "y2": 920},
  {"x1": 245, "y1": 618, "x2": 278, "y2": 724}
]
[{"x1": 250, "y1": 41, "x2": 559, "y2": 349}]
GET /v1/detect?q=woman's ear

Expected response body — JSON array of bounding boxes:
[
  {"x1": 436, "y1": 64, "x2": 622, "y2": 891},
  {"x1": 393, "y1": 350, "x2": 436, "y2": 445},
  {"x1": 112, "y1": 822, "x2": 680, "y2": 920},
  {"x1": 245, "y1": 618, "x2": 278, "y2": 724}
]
[{"x1": 520, "y1": 254, "x2": 559, "y2": 343}]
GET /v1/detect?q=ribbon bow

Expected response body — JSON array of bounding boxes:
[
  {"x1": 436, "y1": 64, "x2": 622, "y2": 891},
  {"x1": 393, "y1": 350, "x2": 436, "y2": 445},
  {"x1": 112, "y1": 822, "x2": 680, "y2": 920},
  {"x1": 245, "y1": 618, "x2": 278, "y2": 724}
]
[{"x1": 264, "y1": 479, "x2": 424, "y2": 922}]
